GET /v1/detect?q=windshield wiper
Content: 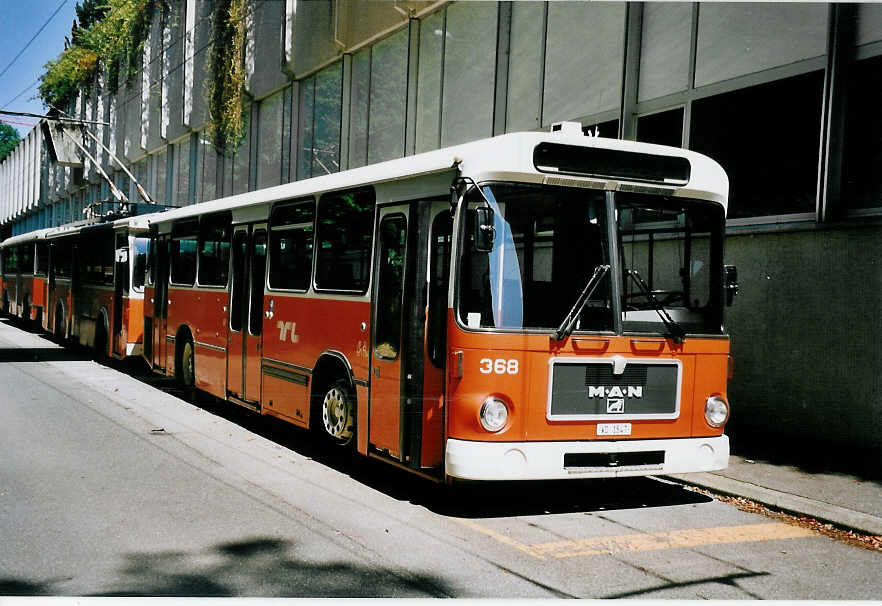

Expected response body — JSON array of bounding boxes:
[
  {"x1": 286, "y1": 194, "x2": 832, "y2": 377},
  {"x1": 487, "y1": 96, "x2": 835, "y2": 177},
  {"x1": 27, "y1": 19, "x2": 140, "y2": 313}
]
[
  {"x1": 625, "y1": 270, "x2": 686, "y2": 344},
  {"x1": 554, "y1": 264, "x2": 610, "y2": 341}
]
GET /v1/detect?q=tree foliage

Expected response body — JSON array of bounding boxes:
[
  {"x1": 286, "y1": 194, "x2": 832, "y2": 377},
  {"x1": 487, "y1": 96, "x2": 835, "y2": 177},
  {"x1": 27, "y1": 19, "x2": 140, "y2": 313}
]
[
  {"x1": 0, "y1": 123, "x2": 22, "y2": 162},
  {"x1": 38, "y1": 0, "x2": 166, "y2": 110},
  {"x1": 39, "y1": 0, "x2": 249, "y2": 154}
]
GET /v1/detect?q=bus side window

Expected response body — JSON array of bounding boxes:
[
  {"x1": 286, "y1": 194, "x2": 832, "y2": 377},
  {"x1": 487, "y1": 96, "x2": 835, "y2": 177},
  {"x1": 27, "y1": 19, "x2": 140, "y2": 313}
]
[
  {"x1": 170, "y1": 221, "x2": 198, "y2": 286},
  {"x1": 198, "y1": 212, "x2": 232, "y2": 287},
  {"x1": 132, "y1": 238, "x2": 149, "y2": 291},
  {"x1": 427, "y1": 210, "x2": 452, "y2": 367},
  {"x1": 248, "y1": 231, "x2": 267, "y2": 336},
  {"x1": 315, "y1": 188, "x2": 375, "y2": 293},
  {"x1": 269, "y1": 200, "x2": 315, "y2": 291}
]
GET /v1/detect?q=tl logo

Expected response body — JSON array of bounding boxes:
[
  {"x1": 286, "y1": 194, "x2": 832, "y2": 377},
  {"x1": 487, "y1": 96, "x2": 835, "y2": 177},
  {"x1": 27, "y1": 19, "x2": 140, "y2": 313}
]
[{"x1": 277, "y1": 321, "x2": 300, "y2": 344}]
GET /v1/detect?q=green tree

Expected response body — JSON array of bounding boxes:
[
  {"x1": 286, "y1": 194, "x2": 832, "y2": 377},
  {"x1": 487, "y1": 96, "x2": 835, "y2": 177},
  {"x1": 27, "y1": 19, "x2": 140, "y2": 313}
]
[{"x1": 0, "y1": 123, "x2": 21, "y2": 162}]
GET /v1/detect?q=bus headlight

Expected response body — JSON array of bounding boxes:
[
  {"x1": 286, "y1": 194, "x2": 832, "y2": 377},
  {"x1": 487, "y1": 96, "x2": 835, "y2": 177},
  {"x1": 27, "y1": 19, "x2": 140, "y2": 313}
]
[
  {"x1": 480, "y1": 397, "x2": 509, "y2": 432},
  {"x1": 705, "y1": 395, "x2": 729, "y2": 428}
]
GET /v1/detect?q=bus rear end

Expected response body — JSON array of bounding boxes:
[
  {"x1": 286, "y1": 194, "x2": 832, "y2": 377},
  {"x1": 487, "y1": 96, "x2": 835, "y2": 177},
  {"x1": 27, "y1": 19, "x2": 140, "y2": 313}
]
[{"x1": 444, "y1": 133, "x2": 735, "y2": 481}]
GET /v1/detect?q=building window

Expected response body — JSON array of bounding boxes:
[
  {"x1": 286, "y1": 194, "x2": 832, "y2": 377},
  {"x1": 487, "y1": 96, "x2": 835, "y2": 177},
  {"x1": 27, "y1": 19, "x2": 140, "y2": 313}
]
[
  {"x1": 843, "y1": 55, "x2": 882, "y2": 211},
  {"x1": 198, "y1": 133, "x2": 217, "y2": 203},
  {"x1": 543, "y1": 2, "x2": 625, "y2": 125},
  {"x1": 636, "y1": 108, "x2": 684, "y2": 148},
  {"x1": 694, "y1": 3, "x2": 827, "y2": 88},
  {"x1": 174, "y1": 137, "x2": 192, "y2": 205},
  {"x1": 299, "y1": 62, "x2": 342, "y2": 180},
  {"x1": 441, "y1": 1, "x2": 498, "y2": 146},
  {"x1": 415, "y1": 10, "x2": 444, "y2": 153},
  {"x1": 638, "y1": 2, "x2": 692, "y2": 103},
  {"x1": 689, "y1": 71, "x2": 824, "y2": 220},
  {"x1": 257, "y1": 90, "x2": 285, "y2": 190},
  {"x1": 232, "y1": 109, "x2": 251, "y2": 195},
  {"x1": 368, "y1": 28, "x2": 408, "y2": 164},
  {"x1": 506, "y1": 1, "x2": 545, "y2": 133}
]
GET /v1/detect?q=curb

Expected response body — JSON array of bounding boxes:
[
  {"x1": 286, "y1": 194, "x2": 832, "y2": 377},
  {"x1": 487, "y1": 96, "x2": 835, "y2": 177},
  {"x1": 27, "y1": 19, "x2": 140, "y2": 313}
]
[{"x1": 665, "y1": 472, "x2": 882, "y2": 536}]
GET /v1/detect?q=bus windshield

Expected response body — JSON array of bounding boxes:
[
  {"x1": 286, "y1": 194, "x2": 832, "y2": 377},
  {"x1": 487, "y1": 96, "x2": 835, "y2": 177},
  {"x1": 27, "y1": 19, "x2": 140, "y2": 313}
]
[{"x1": 456, "y1": 182, "x2": 725, "y2": 336}]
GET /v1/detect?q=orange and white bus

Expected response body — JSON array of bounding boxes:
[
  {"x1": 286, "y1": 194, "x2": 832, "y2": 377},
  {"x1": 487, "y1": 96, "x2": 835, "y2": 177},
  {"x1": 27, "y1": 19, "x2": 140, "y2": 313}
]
[
  {"x1": 0, "y1": 227, "x2": 53, "y2": 325},
  {"x1": 143, "y1": 124, "x2": 736, "y2": 482},
  {"x1": 37, "y1": 215, "x2": 153, "y2": 358},
  {"x1": 1, "y1": 212, "x2": 153, "y2": 358}
]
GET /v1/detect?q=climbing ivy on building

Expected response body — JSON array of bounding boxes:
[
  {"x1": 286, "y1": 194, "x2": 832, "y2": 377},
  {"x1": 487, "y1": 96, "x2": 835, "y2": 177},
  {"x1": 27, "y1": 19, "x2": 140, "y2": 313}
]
[
  {"x1": 39, "y1": 0, "x2": 166, "y2": 110},
  {"x1": 207, "y1": 0, "x2": 250, "y2": 153},
  {"x1": 39, "y1": 0, "x2": 250, "y2": 154}
]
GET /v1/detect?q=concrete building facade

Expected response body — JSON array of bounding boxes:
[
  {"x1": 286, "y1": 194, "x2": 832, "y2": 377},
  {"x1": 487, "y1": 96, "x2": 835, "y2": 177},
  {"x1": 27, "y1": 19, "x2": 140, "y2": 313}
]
[{"x1": 1, "y1": 1, "x2": 881, "y2": 460}]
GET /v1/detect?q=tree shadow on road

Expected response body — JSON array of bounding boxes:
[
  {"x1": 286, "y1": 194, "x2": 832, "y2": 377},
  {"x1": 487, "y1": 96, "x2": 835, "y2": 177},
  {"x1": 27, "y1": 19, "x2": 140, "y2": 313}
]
[{"x1": 1, "y1": 537, "x2": 453, "y2": 597}]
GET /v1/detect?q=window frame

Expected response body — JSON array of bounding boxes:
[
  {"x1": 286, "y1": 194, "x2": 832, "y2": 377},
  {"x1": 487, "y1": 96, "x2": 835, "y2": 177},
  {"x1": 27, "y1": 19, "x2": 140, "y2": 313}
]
[
  {"x1": 313, "y1": 186, "x2": 376, "y2": 295},
  {"x1": 196, "y1": 212, "x2": 233, "y2": 289},
  {"x1": 267, "y1": 197, "x2": 316, "y2": 293},
  {"x1": 169, "y1": 220, "x2": 199, "y2": 287}
]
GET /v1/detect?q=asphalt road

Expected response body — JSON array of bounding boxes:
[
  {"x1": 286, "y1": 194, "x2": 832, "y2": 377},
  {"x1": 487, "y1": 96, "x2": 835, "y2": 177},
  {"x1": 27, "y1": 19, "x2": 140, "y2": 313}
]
[{"x1": 1, "y1": 317, "x2": 880, "y2": 598}]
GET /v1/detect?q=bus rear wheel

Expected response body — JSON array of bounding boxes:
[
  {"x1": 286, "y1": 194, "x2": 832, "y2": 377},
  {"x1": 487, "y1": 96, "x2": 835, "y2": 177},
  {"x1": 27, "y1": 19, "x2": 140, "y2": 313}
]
[
  {"x1": 178, "y1": 339, "x2": 195, "y2": 390},
  {"x1": 54, "y1": 303, "x2": 65, "y2": 340},
  {"x1": 319, "y1": 379, "x2": 355, "y2": 446}
]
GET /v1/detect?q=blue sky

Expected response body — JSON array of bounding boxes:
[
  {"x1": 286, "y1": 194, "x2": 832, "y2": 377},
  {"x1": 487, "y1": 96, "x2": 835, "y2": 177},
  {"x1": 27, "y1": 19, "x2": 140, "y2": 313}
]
[{"x1": 0, "y1": 0, "x2": 79, "y2": 136}]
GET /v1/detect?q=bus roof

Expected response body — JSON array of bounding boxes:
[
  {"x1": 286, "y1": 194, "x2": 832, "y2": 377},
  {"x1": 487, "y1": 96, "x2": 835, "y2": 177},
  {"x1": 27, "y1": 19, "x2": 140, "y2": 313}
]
[
  {"x1": 0, "y1": 227, "x2": 55, "y2": 248},
  {"x1": 148, "y1": 129, "x2": 729, "y2": 229}
]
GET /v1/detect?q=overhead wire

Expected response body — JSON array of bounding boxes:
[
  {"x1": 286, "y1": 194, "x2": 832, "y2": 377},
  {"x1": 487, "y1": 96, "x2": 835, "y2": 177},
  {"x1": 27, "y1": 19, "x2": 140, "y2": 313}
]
[
  {"x1": 0, "y1": 0, "x2": 72, "y2": 80},
  {"x1": 3, "y1": 79, "x2": 41, "y2": 108}
]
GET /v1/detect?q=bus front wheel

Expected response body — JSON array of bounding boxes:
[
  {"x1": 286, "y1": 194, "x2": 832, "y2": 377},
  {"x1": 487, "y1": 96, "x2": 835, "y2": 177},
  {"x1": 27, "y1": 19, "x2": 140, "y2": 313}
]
[{"x1": 319, "y1": 379, "x2": 355, "y2": 446}]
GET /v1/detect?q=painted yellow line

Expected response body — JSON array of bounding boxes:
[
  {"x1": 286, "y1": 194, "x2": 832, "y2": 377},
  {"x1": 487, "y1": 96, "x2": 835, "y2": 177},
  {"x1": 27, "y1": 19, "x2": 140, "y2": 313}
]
[
  {"x1": 531, "y1": 522, "x2": 816, "y2": 559},
  {"x1": 454, "y1": 518, "x2": 547, "y2": 559},
  {"x1": 454, "y1": 520, "x2": 815, "y2": 560}
]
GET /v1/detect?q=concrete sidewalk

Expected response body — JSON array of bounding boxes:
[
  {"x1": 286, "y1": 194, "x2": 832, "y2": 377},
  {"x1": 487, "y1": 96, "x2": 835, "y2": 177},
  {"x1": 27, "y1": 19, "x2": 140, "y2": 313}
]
[{"x1": 668, "y1": 455, "x2": 882, "y2": 536}]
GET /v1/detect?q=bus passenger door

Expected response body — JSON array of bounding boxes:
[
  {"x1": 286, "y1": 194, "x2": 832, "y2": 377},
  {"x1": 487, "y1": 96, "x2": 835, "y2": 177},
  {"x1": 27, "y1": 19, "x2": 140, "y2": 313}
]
[
  {"x1": 370, "y1": 201, "x2": 448, "y2": 470},
  {"x1": 112, "y1": 232, "x2": 128, "y2": 357},
  {"x1": 153, "y1": 236, "x2": 169, "y2": 371},
  {"x1": 370, "y1": 207, "x2": 409, "y2": 458},
  {"x1": 228, "y1": 224, "x2": 267, "y2": 405}
]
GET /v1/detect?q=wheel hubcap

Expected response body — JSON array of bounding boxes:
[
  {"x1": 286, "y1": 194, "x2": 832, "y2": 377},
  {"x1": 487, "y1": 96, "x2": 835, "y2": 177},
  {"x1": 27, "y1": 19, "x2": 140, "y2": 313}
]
[{"x1": 322, "y1": 387, "x2": 353, "y2": 441}]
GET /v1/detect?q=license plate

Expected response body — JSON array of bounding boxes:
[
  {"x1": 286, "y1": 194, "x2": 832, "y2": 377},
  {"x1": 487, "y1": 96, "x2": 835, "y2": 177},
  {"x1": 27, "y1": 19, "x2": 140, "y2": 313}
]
[{"x1": 597, "y1": 423, "x2": 632, "y2": 436}]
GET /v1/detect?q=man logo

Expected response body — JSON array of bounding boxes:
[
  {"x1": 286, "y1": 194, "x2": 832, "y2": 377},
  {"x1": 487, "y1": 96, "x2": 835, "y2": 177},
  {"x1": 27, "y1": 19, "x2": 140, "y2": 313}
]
[{"x1": 607, "y1": 398, "x2": 624, "y2": 413}]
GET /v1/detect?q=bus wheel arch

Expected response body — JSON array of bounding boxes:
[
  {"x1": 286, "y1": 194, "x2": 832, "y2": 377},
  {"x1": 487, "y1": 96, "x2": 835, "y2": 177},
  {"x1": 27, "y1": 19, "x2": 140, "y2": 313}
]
[
  {"x1": 175, "y1": 325, "x2": 196, "y2": 389},
  {"x1": 311, "y1": 352, "x2": 357, "y2": 446}
]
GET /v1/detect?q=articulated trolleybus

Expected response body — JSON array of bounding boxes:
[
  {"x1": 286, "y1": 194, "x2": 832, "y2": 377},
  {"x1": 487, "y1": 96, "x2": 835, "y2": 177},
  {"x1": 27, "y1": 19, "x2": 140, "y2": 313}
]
[
  {"x1": 143, "y1": 123, "x2": 736, "y2": 483},
  {"x1": 1, "y1": 213, "x2": 151, "y2": 359}
]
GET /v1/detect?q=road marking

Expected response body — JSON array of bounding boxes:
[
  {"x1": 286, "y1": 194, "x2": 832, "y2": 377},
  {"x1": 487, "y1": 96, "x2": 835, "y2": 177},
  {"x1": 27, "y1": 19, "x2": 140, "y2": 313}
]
[
  {"x1": 456, "y1": 520, "x2": 815, "y2": 560},
  {"x1": 454, "y1": 518, "x2": 547, "y2": 559}
]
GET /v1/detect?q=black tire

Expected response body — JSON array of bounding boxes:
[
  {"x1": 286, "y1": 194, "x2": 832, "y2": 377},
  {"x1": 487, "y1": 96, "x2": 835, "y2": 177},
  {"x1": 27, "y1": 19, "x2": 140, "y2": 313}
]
[
  {"x1": 316, "y1": 379, "x2": 356, "y2": 446},
  {"x1": 93, "y1": 318, "x2": 108, "y2": 360},
  {"x1": 178, "y1": 338, "x2": 195, "y2": 390},
  {"x1": 54, "y1": 303, "x2": 65, "y2": 340}
]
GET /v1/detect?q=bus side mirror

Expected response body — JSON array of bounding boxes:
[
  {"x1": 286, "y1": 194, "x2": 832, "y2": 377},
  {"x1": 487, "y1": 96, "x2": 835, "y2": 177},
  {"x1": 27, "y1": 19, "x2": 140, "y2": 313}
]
[
  {"x1": 724, "y1": 264, "x2": 739, "y2": 306},
  {"x1": 474, "y1": 206, "x2": 495, "y2": 252}
]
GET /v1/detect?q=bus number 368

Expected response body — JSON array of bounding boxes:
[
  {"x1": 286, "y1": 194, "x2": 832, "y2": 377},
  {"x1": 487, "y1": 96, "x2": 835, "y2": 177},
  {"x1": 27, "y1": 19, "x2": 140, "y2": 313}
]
[{"x1": 479, "y1": 359, "x2": 519, "y2": 375}]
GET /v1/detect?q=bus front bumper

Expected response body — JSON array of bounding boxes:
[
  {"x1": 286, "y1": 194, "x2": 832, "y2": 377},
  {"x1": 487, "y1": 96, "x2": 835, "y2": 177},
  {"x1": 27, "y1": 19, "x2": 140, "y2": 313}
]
[{"x1": 445, "y1": 435, "x2": 729, "y2": 481}]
